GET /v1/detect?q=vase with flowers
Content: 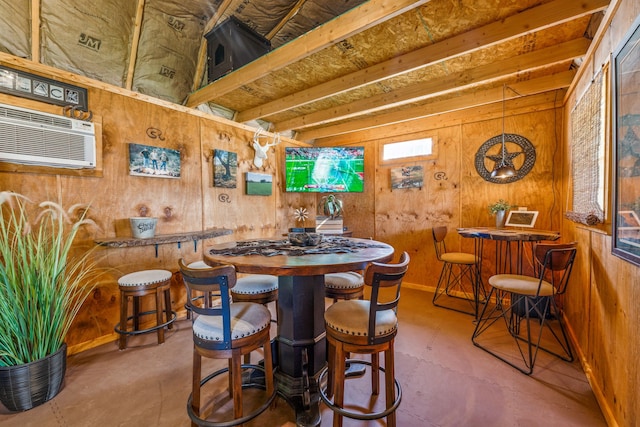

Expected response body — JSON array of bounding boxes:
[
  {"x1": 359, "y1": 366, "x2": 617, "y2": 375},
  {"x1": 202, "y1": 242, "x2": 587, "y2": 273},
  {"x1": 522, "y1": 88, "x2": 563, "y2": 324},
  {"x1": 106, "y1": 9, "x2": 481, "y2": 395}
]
[{"x1": 488, "y1": 199, "x2": 512, "y2": 229}]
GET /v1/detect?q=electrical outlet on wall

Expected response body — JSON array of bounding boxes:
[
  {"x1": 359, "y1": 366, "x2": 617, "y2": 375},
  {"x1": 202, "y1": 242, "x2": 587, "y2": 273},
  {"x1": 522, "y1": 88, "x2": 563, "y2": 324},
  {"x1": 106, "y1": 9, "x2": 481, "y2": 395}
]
[{"x1": 518, "y1": 206, "x2": 528, "y2": 211}]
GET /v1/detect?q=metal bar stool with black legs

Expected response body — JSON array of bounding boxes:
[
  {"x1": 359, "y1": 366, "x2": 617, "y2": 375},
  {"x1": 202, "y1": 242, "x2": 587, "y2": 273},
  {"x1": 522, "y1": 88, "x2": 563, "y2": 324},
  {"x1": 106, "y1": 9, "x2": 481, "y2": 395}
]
[
  {"x1": 432, "y1": 226, "x2": 483, "y2": 319},
  {"x1": 472, "y1": 242, "x2": 577, "y2": 375},
  {"x1": 114, "y1": 269, "x2": 177, "y2": 350},
  {"x1": 319, "y1": 252, "x2": 410, "y2": 427}
]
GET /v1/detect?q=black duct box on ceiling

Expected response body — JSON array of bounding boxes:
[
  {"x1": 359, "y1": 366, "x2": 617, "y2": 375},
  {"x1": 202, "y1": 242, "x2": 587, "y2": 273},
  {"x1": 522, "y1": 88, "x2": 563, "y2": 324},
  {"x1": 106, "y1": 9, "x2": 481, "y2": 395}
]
[{"x1": 205, "y1": 16, "x2": 271, "y2": 83}]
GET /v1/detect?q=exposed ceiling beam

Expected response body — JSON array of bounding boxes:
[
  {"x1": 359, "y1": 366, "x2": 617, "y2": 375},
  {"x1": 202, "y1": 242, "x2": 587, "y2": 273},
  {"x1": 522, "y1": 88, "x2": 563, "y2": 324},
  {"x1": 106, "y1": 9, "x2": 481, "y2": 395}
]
[
  {"x1": 316, "y1": 91, "x2": 562, "y2": 146},
  {"x1": 125, "y1": 0, "x2": 145, "y2": 90},
  {"x1": 185, "y1": 0, "x2": 431, "y2": 107},
  {"x1": 30, "y1": 0, "x2": 40, "y2": 62},
  {"x1": 266, "y1": 0, "x2": 308, "y2": 40},
  {"x1": 273, "y1": 37, "x2": 589, "y2": 131},
  {"x1": 237, "y1": 0, "x2": 608, "y2": 123},
  {"x1": 296, "y1": 70, "x2": 576, "y2": 141}
]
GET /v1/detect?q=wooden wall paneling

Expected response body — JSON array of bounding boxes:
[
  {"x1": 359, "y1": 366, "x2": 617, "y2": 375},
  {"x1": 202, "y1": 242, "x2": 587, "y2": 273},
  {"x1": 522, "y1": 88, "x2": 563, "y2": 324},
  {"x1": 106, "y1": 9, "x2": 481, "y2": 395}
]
[
  {"x1": 373, "y1": 125, "x2": 463, "y2": 289},
  {"x1": 86, "y1": 90, "x2": 204, "y2": 238},
  {"x1": 421, "y1": 126, "x2": 465, "y2": 289},
  {"x1": 589, "y1": 231, "x2": 631, "y2": 426},
  {"x1": 561, "y1": 224, "x2": 592, "y2": 352},
  {"x1": 459, "y1": 108, "x2": 559, "y2": 229},
  {"x1": 460, "y1": 107, "x2": 562, "y2": 280},
  {"x1": 334, "y1": 142, "x2": 376, "y2": 239},
  {"x1": 199, "y1": 121, "x2": 281, "y2": 241},
  {"x1": 60, "y1": 89, "x2": 206, "y2": 351},
  {"x1": 558, "y1": 2, "x2": 640, "y2": 426}
]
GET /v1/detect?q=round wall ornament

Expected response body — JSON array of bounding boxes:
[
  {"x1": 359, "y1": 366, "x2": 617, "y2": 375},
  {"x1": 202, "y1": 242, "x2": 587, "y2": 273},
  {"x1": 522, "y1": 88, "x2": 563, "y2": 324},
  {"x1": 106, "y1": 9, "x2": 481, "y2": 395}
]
[{"x1": 474, "y1": 133, "x2": 536, "y2": 184}]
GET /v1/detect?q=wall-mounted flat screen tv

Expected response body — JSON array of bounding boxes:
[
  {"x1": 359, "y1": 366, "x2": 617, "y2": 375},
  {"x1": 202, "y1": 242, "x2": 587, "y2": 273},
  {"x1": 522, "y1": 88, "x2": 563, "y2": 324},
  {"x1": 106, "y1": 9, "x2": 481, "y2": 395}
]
[{"x1": 285, "y1": 146, "x2": 365, "y2": 192}]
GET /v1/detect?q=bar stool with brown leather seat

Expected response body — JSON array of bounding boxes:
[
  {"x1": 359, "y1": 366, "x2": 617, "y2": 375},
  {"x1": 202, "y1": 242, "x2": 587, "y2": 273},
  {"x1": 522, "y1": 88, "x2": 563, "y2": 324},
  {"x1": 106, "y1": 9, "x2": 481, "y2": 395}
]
[
  {"x1": 114, "y1": 269, "x2": 177, "y2": 350},
  {"x1": 319, "y1": 252, "x2": 410, "y2": 427},
  {"x1": 324, "y1": 271, "x2": 365, "y2": 303},
  {"x1": 179, "y1": 259, "x2": 275, "y2": 427}
]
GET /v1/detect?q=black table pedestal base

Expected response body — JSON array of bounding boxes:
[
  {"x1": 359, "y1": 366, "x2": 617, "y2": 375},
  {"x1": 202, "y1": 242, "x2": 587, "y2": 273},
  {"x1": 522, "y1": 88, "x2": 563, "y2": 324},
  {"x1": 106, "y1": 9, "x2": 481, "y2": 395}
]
[
  {"x1": 276, "y1": 368, "x2": 324, "y2": 427},
  {"x1": 276, "y1": 275, "x2": 327, "y2": 427}
]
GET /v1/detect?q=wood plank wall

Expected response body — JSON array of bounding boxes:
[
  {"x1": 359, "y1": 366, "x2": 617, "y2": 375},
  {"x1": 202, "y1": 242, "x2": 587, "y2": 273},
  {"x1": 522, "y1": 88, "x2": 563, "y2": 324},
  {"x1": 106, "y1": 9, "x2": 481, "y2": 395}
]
[
  {"x1": 560, "y1": 0, "x2": 640, "y2": 425},
  {"x1": 2, "y1": 1, "x2": 639, "y2": 421},
  {"x1": 322, "y1": 91, "x2": 563, "y2": 289},
  {"x1": 0, "y1": 57, "x2": 317, "y2": 353},
  {"x1": 0, "y1": 58, "x2": 562, "y2": 349}
]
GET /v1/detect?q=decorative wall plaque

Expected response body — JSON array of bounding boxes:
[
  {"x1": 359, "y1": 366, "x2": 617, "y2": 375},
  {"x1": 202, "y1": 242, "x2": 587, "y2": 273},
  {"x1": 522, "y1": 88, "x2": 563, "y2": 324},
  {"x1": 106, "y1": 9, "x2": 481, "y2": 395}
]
[
  {"x1": 474, "y1": 133, "x2": 536, "y2": 184},
  {"x1": 0, "y1": 65, "x2": 88, "y2": 111}
]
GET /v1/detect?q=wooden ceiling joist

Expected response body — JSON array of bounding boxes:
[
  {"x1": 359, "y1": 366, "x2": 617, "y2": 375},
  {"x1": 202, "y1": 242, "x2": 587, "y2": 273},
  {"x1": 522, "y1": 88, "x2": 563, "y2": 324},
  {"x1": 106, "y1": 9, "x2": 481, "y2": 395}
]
[
  {"x1": 266, "y1": 0, "x2": 308, "y2": 40},
  {"x1": 125, "y1": 0, "x2": 146, "y2": 90},
  {"x1": 237, "y1": 0, "x2": 608, "y2": 124},
  {"x1": 273, "y1": 37, "x2": 590, "y2": 132},
  {"x1": 185, "y1": 0, "x2": 431, "y2": 107},
  {"x1": 316, "y1": 91, "x2": 563, "y2": 146},
  {"x1": 296, "y1": 70, "x2": 576, "y2": 141},
  {"x1": 30, "y1": 0, "x2": 40, "y2": 62}
]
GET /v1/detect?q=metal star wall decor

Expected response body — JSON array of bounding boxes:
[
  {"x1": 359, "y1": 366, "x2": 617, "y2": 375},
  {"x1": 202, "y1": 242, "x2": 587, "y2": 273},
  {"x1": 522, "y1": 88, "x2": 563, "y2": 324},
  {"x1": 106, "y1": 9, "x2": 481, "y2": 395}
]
[{"x1": 474, "y1": 133, "x2": 536, "y2": 184}]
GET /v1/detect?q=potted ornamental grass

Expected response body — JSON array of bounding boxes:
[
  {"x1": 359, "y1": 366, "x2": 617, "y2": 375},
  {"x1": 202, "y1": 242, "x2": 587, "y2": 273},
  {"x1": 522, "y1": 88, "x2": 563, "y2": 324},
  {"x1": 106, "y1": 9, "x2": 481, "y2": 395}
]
[{"x1": 0, "y1": 191, "x2": 101, "y2": 411}]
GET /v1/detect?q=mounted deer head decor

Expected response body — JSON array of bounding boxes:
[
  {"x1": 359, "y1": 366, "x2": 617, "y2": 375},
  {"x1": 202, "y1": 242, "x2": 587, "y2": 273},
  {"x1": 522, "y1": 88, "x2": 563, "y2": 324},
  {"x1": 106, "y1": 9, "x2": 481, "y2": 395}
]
[{"x1": 251, "y1": 128, "x2": 280, "y2": 169}]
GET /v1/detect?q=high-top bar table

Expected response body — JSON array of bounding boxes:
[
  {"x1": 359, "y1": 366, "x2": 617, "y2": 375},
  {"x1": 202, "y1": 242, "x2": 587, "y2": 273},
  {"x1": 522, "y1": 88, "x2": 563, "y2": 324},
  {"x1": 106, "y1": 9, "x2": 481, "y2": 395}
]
[
  {"x1": 204, "y1": 236, "x2": 395, "y2": 426},
  {"x1": 457, "y1": 227, "x2": 560, "y2": 276}
]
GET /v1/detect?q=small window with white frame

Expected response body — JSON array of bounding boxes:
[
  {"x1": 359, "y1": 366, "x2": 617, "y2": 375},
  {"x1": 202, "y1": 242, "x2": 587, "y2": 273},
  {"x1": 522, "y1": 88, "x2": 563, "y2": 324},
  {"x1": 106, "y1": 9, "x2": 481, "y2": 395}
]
[{"x1": 381, "y1": 137, "x2": 435, "y2": 163}]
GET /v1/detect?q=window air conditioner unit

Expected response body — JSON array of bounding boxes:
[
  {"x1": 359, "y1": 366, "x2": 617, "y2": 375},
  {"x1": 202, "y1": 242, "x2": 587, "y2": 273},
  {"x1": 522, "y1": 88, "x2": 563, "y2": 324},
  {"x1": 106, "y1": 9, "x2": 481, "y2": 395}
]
[{"x1": 0, "y1": 103, "x2": 96, "y2": 169}]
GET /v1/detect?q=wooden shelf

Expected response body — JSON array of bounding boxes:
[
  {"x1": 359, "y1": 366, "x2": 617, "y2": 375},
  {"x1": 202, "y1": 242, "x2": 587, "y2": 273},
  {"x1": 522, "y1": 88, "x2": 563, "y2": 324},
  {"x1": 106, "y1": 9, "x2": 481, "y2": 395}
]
[{"x1": 94, "y1": 227, "x2": 233, "y2": 248}]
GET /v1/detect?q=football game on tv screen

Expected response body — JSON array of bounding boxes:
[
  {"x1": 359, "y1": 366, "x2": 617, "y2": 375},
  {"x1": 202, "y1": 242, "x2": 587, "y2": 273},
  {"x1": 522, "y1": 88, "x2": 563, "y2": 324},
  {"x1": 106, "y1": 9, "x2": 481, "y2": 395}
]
[{"x1": 285, "y1": 146, "x2": 365, "y2": 193}]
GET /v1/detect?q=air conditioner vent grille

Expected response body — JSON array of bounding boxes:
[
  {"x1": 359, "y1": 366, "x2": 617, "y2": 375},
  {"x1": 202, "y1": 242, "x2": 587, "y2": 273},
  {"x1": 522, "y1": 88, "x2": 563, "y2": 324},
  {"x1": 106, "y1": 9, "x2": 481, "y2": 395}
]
[
  {"x1": 0, "y1": 105, "x2": 72, "y2": 129},
  {"x1": 0, "y1": 103, "x2": 95, "y2": 169}
]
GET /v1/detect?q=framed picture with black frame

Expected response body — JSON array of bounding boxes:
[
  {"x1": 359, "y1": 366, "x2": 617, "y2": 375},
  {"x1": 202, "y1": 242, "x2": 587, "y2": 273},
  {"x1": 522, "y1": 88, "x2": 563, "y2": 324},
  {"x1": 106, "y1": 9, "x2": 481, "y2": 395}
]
[{"x1": 612, "y1": 14, "x2": 640, "y2": 267}]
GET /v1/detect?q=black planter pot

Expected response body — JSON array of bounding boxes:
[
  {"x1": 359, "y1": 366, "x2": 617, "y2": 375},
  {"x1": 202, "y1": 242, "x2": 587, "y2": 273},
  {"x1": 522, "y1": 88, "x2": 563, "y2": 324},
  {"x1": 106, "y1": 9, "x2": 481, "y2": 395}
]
[{"x1": 0, "y1": 343, "x2": 67, "y2": 412}]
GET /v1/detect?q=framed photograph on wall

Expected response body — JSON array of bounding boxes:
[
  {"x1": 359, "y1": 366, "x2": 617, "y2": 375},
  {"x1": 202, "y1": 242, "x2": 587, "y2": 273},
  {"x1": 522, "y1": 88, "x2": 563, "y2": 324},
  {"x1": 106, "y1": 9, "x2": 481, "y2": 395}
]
[
  {"x1": 245, "y1": 172, "x2": 272, "y2": 196},
  {"x1": 390, "y1": 165, "x2": 423, "y2": 189},
  {"x1": 612, "y1": 14, "x2": 640, "y2": 267},
  {"x1": 213, "y1": 149, "x2": 237, "y2": 188},
  {"x1": 128, "y1": 143, "x2": 180, "y2": 178}
]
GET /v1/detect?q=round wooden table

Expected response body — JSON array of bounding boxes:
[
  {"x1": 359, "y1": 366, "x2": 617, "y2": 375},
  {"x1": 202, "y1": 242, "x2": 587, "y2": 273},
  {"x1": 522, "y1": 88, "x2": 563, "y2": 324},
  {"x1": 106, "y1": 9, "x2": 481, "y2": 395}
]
[{"x1": 204, "y1": 236, "x2": 395, "y2": 427}]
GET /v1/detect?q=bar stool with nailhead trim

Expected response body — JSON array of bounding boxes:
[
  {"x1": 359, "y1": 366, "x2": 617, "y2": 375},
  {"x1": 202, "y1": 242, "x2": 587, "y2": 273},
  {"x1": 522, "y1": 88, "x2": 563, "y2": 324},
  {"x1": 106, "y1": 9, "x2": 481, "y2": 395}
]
[
  {"x1": 184, "y1": 261, "x2": 278, "y2": 323},
  {"x1": 319, "y1": 252, "x2": 410, "y2": 427},
  {"x1": 179, "y1": 259, "x2": 275, "y2": 426},
  {"x1": 325, "y1": 271, "x2": 365, "y2": 303},
  {"x1": 230, "y1": 274, "x2": 279, "y2": 322},
  {"x1": 114, "y1": 269, "x2": 177, "y2": 350}
]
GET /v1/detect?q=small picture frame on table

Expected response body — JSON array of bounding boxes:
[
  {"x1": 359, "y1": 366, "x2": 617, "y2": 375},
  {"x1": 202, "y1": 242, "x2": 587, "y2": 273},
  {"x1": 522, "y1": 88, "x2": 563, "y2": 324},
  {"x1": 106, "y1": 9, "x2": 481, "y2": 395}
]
[{"x1": 505, "y1": 210, "x2": 538, "y2": 228}]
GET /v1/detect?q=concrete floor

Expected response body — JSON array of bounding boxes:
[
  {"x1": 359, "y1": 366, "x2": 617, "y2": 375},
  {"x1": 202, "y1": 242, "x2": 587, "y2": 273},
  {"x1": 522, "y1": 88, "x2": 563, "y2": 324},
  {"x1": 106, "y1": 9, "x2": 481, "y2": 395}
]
[{"x1": 0, "y1": 287, "x2": 607, "y2": 426}]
